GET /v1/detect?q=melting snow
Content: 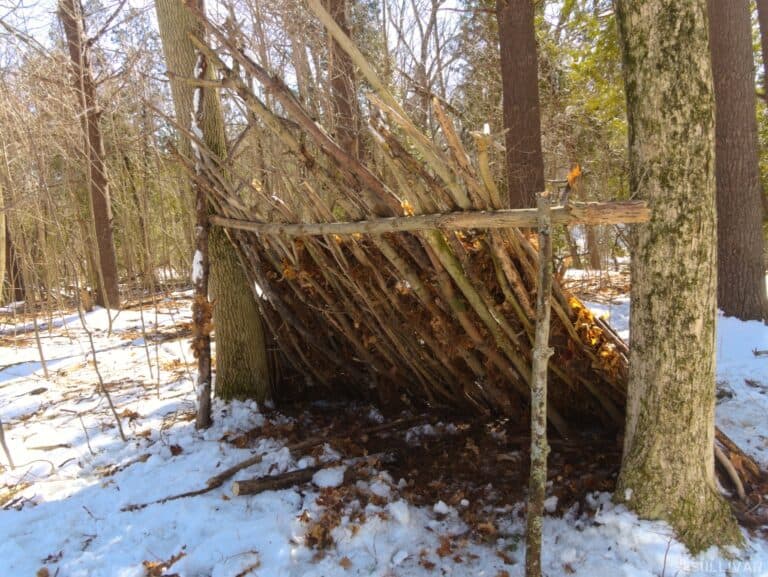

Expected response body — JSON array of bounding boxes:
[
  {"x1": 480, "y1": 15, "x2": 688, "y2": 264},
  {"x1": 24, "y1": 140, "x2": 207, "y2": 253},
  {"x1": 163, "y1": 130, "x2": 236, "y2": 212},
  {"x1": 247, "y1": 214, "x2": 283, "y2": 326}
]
[{"x1": 0, "y1": 291, "x2": 766, "y2": 576}]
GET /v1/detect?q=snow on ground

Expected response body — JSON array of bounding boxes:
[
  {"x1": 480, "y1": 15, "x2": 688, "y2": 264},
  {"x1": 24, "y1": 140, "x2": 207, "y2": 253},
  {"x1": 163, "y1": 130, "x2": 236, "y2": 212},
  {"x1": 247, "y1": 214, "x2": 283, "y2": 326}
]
[
  {"x1": 584, "y1": 297, "x2": 768, "y2": 468},
  {"x1": 0, "y1": 291, "x2": 766, "y2": 577}
]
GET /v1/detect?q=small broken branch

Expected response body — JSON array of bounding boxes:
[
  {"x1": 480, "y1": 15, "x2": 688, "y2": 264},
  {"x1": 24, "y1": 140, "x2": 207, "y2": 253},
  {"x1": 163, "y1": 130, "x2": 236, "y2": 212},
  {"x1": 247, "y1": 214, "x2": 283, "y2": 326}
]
[
  {"x1": 0, "y1": 417, "x2": 14, "y2": 470},
  {"x1": 715, "y1": 444, "x2": 746, "y2": 501}
]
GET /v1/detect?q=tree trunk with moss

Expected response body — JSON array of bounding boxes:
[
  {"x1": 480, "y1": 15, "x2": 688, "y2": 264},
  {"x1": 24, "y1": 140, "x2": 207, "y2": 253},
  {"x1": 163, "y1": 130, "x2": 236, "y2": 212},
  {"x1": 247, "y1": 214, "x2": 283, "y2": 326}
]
[
  {"x1": 155, "y1": 0, "x2": 270, "y2": 401},
  {"x1": 614, "y1": 0, "x2": 741, "y2": 553}
]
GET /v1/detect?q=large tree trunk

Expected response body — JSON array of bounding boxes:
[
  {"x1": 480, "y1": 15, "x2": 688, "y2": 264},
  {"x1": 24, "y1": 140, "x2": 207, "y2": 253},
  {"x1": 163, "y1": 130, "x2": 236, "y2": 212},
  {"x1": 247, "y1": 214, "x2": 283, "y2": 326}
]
[
  {"x1": 155, "y1": 0, "x2": 271, "y2": 401},
  {"x1": 325, "y1": 0, "x2": 360, "y2": 159},
  {"x1": 58, "y1": 0, "x2": 120, "y2": 310},
  {"x1": 614, "y1": 0, "x2": 741, "y2": 552},
  {"x1": 496, "y1": 0, "x2": 545, "y2": 209},
  {"x1": 709, "y1": 0, "x2": 768, "y2": 321}
]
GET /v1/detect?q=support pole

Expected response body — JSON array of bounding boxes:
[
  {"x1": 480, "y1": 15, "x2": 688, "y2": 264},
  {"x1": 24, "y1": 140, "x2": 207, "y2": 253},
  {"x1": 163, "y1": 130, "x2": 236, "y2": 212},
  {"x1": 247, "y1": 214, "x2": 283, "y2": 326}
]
[
  {"x1": 191, "y1": 52, "x2": 213, "y2": 430},
  {"x1": 209, "y1": 200, "x2": 649, "y2": 238},
  {"x1": 525, "y1": 193, "x2": 555, "y2": 577},
  {"x1": 192, "y1": 187, "x2": 213, "y2": 430}
]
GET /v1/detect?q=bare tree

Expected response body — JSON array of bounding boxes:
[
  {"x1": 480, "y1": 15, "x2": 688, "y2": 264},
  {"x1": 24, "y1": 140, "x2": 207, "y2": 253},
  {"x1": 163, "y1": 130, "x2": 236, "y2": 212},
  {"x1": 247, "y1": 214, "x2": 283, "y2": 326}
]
[{"x1": 58, "y1": 0, "x2": 121, "y2": 309}]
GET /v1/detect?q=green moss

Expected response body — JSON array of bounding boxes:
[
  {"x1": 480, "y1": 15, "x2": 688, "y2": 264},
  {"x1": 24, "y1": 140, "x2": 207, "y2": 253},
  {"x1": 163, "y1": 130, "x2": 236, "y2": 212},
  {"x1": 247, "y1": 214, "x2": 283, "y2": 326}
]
[{"x1": 616, "y1": 462, "x2": 743, "y2": 553}]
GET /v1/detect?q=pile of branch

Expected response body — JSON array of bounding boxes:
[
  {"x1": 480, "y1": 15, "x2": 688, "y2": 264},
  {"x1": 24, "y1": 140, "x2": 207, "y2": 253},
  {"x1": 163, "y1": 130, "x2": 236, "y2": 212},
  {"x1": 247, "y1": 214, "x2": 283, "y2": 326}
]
[{"x1": 181, "y1": 3, "x2": 643, "y2": 440}]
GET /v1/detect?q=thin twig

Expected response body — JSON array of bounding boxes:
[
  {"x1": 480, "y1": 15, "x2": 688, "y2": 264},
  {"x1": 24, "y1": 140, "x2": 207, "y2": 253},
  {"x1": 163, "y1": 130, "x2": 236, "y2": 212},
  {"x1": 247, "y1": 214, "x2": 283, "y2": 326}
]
[{"x1": 0, "y1": 417, "x2": 15, "y2": 470}]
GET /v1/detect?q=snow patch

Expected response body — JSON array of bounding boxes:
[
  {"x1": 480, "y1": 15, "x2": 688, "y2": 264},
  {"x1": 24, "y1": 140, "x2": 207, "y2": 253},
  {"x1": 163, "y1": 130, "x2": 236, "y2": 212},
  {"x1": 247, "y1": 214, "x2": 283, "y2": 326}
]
[
  {"x1": 191, "y1": 249, "x2": 204, "y2": 284},
  {"x1": 312, "y1": 465, "x2": 347, "y2": 488},
  {"x1": 389, "y1": 500, "x2": 411, "y2": 525}
]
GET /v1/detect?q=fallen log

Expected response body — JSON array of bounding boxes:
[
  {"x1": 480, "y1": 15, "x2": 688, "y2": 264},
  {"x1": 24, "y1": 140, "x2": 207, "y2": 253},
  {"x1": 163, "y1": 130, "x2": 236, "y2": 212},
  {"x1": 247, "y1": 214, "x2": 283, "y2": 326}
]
[
  {"x1": 232, "y1": 465, "x2": 322, "y2": 496},
  {"x1": 121, "y1": 414, "x2": 430, "y2": 510},
  {"x1": 209, "y1": 201, "x2": 649, "y2": 239},
  {"x1": 232, "y1": 452, "x2": 392, "y2": 497}
]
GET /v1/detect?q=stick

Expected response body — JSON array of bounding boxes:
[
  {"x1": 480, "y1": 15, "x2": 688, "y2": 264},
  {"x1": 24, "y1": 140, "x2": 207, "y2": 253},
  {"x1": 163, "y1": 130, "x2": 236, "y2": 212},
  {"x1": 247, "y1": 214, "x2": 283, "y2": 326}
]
[
  {"x1": 121, "y1": 414, "x2": 430, "y2": 510},
  {"x1": 525, "y1": 194, "x2": 555, "y2": 577},
  {"x1": 191, "y1": 49, "x2": 213, "y2": 430},
  {"x1": 209, "y1": 201, "x2": 650, "y2": 238},
  {"x1": 715, "y1": 444, "x2": 746, "y2": 501},
  {"x1": 232, "y1": 452, "x2": 390, "y2": 496},
  {"x1": 232, "y1": 465, "x2": 322, "y2": 496},
  {"x1": 207, "y1": 413, "x2": 427, "y2": 488},
  {"x1": 0, "y1": 417, "x2": 14, "y2": 470}
]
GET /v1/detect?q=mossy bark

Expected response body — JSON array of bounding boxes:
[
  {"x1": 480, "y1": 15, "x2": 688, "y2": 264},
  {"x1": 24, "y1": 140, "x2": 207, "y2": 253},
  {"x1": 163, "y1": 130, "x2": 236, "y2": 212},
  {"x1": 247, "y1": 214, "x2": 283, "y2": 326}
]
[
  {"x1": 155, "y1": 0, "x2": 271, "y2": 401},
  {"x1": 207, "y1": 226, "x2": 269, "y2": 400},
  {"x1": 614, "y1": 0, "x2": 742, "y2": 553}
]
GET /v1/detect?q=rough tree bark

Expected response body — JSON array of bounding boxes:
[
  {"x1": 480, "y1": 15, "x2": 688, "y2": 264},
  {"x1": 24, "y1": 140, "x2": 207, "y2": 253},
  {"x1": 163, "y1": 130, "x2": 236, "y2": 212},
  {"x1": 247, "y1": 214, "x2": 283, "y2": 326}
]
[
  {"x1": 325, "y1": 0, "x2": 360, "y2": 158},
  {"x1": 155, "y1": 0, "x2": 271, "y2": 401},
  {"x1": 58, "y1": 0, "x2": 120, "y2": 309},
  {"x1": 496, "y1": 0, "x2": 545, "y2": 209},
  {"x1": 614, "y1": 0, "x2": 742, "y2": 552},
  {"x1": 709, "y1": 0, "x2": 768, "y2": 321}
]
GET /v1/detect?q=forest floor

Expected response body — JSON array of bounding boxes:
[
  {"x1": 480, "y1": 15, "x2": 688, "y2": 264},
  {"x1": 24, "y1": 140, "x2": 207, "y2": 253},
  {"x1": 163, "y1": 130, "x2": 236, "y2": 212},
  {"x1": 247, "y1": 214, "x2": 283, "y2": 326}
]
[{"x1": 0, "y1": 280, "x2": 767, "y2": 577}]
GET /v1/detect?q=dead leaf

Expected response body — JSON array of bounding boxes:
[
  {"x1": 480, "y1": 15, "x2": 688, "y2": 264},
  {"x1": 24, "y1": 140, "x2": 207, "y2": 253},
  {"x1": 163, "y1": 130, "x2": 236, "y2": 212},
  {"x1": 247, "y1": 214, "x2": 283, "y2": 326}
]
[
  {"x1": 476, "y1": 521, "x2": 497, "y2": 537},
  {"x1": 436, "y1": 536, "x2": 453, "y2": 557},
  {"x1": 496, "y1": 550, "x2": 514, "y2": 565},
  {"x1": 339, "y1": 556, "x2": 352, "y2": 569},
  {"x1": 419, "y1": 549, "x2": 436, "y2": 570},
  {"x1": 119, "y1": 409, "x2": 140, "y2": 422},
  {"x1": 142, "y1": 549, "x2": 186, "y2": 577}
]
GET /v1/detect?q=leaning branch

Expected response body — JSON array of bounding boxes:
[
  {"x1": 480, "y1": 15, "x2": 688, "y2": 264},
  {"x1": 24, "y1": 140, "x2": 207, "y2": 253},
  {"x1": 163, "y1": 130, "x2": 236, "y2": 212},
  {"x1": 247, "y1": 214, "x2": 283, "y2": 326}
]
[{"x1": 209, "y1": 200, "x2": 649, "y2": 238}]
